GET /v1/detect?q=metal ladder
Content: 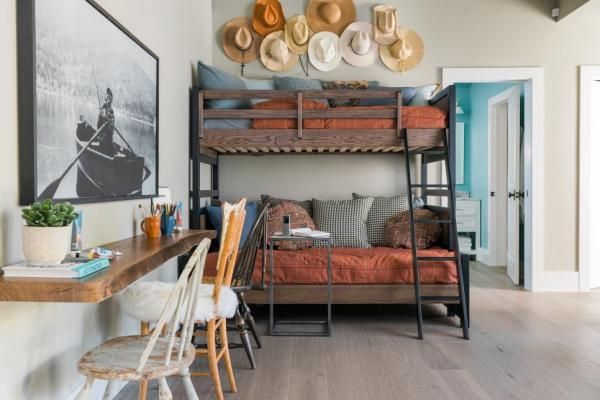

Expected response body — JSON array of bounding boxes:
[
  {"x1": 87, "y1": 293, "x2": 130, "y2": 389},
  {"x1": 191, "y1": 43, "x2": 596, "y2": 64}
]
[{"x1": 402, "y1": 129, "x2": 470, "y2": 340}]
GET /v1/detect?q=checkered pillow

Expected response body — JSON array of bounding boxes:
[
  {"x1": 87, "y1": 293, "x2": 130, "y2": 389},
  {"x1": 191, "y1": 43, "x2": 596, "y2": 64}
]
[
  {"x1": 312, "y1": 197, "x2": 374, "y2": 248},
  {"x1": 352, "y1": 193, "x2": 410, "y2": 246}
]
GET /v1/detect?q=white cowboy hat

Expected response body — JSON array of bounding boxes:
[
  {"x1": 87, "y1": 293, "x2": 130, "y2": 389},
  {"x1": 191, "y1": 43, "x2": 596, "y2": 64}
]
[
  {"x1": 260, "y1": 31, "x2": 298, "y2": 72},
  {"x1": 308, "y1": 31, "x2": 342, "y2": 72},
  {"x1": 285, "y1": 15, "x2": 313, "y2": 55},
  {"x1": 379, "y1": 27, "x2": 424, "y2": 72},
  {"x1": 340, "y1": 21, "x2": 378, "y2": 67},
  {"x1": 373, "y1": 5, "x2": 398, "y2": 45}
]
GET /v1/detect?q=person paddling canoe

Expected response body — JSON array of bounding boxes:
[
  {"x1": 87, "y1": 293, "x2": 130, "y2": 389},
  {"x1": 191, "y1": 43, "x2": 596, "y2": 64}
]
[{"x1": 96, "y1": 88, "x2": 115, "y2": 155}]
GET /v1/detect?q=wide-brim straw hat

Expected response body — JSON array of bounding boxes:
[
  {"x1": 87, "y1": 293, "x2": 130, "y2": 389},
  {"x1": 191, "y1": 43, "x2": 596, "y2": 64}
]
[
  {"x1": 373, "y1": 5, "x2": 398, "y2": 45},
  {"x1": 222, "y1": 17, "x2": 262, "y2": 64},
  {"x1": 253, "y1": 0, "x2": 286, "y2": 36},
  {"x1": 306, "y1": 0, "x2": 356, "y2": 36},
  {"x1": 340, "y1": 21, "x2": 378, "y2": 67},
  {"x1": 379, "y1": 28, "x2": 424, "y2": 72},
  {"x1": 308, "y1": 31, "x2": 342, "y2": 72},
  {"x1": 260, "y1": 31, "x2": 298, "y2": 72},
  {"x1": 285, "y1": 15, "x2": 313, "y2": 55}
]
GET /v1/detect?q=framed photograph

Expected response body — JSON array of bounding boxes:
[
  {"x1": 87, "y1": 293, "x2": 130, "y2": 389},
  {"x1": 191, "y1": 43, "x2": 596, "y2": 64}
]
[{"x1": 18, "y1": 0, "x2": 159, "y2": 205}]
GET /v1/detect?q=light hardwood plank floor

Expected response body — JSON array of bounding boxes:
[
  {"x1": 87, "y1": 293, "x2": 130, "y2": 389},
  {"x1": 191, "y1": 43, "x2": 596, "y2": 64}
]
[{"x1": 115, "y1": 263, "x2": 600, "y2": 400}]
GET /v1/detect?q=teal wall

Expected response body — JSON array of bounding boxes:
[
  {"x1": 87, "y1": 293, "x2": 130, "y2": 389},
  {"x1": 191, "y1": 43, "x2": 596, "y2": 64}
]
[{"x1": 455, "y1": 82, "x2": 524, "y2": 249}]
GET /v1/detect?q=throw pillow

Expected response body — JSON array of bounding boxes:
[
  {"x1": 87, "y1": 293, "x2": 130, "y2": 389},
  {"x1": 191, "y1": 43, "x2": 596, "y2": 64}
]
[
  {"x1": 312, "y1": 197, "x2": 374, "y2": 248},
  {"x1": 206, "y1": 201, "x2": 259, "y2": 248},
  {"x1": 408, "y1": 84, "x2": 441, "y2": 106},
  {"x1": 385, "y1": 208, "x2": 441, "y2": 249},
  {"x1": 261, "y1": 195, "x2": 313, "y2": 217},
  {"x1": 267, "y1": 201, "x2": 316, "y2": 250},
  {"x1": 197, "y1": 60, "x2": 251, "y2": 109},
  {"x1": 358, "y1": 86, "x2": 418, "y2": 107},
  {"x1": 321, "y1": 80, "x2": 370, "y2": 107},
  {"x1": 243, "y1": 78, "x2": 276, "y2": 106},
  {"x1": 274, "y1": 76, "x2": 323, "y2": 91},
  {"x1": 352, "y1": 193, "x2": 409, "y2": 246}
]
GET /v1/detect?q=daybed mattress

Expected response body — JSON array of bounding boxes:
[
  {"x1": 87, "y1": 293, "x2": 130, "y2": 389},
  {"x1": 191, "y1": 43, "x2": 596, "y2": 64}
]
[{"x1": 205, "y1": 247, "x2": 458, "y2": 285}]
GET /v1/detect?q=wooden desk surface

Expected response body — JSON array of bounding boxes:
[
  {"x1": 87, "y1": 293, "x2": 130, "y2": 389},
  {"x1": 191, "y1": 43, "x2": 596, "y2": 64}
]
[{"x1": 0, "y1": 229, "x2": 216, "y2": 303}]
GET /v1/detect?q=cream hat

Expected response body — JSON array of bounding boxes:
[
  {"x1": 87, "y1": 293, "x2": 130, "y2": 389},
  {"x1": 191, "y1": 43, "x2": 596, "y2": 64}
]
[
  {"x1": 260, "y1": 31, "x2": 298, "y2": 72},
  {"x1": 379, "y1": 27, "x2": 424, "y2": 72},
  {"x1": 285, "y1": 15, "x2": 313, "y2": 55},
  {"x1": 308, "y1": 31, "x2": 342, "y2": 72},
  {"x1": 222, "y1": 17, "x2": 262, "y2": 64},
  {"x1": 373, "y1": 5, "x2": 398, "y2": 45},
  {"x1": 306, "y1": 0, "x2": 356, "y2": 36},
  {"x1": 340, "y1": 21, "x2": 378, "y2": 67}
]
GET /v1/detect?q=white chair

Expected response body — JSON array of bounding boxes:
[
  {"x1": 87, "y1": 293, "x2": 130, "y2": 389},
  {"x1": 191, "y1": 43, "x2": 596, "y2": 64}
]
[{"x1": 76, "y1": 237, "x2": 211, "y2": 400}]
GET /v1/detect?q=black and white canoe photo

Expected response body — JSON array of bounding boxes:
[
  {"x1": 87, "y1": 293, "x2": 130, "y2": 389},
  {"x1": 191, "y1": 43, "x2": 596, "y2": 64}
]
[{"x1": 19, "y1": 0, "x2": 159, "y2": 203}]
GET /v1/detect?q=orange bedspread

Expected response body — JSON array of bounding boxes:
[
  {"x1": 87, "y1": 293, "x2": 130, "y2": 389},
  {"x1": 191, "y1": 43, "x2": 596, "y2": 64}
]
[{"x1": 205, "y1": 247, "x2": 457, "y2": 285}]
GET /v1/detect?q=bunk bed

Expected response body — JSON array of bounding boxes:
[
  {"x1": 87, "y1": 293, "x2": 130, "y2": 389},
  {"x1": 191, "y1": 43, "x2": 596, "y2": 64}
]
[{"x1": 189, "y1": 85, "x2": 469, "y2": 339}]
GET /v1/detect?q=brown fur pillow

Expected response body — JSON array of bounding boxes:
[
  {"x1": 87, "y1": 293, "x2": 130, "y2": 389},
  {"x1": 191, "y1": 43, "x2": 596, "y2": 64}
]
[
  {"x1": 268, "y1": 200, "x2": 316, "y2": 250},
  {"x1": 385, "y1": 208, "x2": 441, "y2": 249}
]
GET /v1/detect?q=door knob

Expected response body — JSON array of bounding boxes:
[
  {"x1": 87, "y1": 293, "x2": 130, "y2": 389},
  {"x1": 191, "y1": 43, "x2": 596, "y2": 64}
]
[{"x1": 509, "y1": 191, "x2": 524, "y2": 199}]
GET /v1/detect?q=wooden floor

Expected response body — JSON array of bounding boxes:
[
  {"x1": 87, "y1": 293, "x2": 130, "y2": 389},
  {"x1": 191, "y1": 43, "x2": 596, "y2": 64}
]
[{"x1": 116, "y1": 263, "x2": 600, "y2": 399}]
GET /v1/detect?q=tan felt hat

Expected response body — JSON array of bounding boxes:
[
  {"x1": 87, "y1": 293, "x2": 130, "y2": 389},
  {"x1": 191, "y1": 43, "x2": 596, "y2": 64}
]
[
  {"x1": 260, "y1": 31, "x2": 298, "y2": 72},
  {"x1": 306, "y1": 0, "x2": 356, "y2": 36},
  {"x1": 379, "y1": 27, "x2": 424, "y2": 73},
  {"x1": 253, "y1": 0, "x2": 286, "y2": 36},
  {"x1": 222, "y1": 17, "x2": 262, "y2": 64},
  {"x1": 308, "y1": 31, "x2": 342, "y2": 72},
  {"x1": 373, "y1": 5, "x2": 398, "y2": 45},
  {"x1": 285, "y1": 15, "x2": 313, "y2": 55},
  {"x1": 340, "y1": 21, "x2": 379, "y2": 67}
]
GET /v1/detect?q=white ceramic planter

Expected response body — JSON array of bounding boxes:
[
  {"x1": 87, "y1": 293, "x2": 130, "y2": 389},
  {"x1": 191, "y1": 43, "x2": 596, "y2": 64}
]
[{"x1": 22, "y1": 224, "x2": 72, "y2": 264}]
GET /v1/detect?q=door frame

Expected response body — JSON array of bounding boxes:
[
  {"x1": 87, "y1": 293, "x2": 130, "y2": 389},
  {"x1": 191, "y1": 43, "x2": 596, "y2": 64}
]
[
  {"x1": 578, "y1": 66, "x2": 600, "y2": 291},
  {"x1": 442, "y1": 67, "x2": 545, "y2": 292}
]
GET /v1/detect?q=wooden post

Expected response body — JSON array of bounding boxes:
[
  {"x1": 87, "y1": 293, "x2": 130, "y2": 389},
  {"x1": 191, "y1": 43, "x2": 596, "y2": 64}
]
[
  {"x1": 396, "y1": 91, "x2": 403, "y2": 138},
  {"x1": 297, "y1": 91, "x2": 303, "y2": 138},
  {"x1": 198, "y1": 91, "x2": 204, "y2": 139}
]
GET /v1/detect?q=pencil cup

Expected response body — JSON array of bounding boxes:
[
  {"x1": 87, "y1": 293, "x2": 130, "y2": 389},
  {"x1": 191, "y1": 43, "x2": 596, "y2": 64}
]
[
  {"x1": 161, "y1": 215, "x2": 176, "y2": 236},
  {"x1": 141, "y1": 216, "x2": 161, "y2": 238}
]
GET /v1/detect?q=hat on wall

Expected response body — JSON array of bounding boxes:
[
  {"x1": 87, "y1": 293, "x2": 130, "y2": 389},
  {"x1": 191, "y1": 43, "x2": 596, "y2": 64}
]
[
  {"x1": 222, "y1": 17, "x2": 262, "y2": 64},
  {"x1": 340, "y1": 21, "x2": 379, "y2": 67},
  {"x1": 373, "y1": 5, "x2": 398, "y2": 45},
  {"x1": 306, "y1": 0, "x2": 356, "y2": 36},
  {"x1": 308, "y1": 31, "x2": 342, "y2": 72},
  {"x1": 285, "y1": 15, "x2": 313, "y2": 55},
  {"x1": 253, "y1": 0, "x2": 286, "y2": 36},
  {"x1": 379, "y1": 28, "x2": 424, "y2": 73},
  {"x1": 260, "y1": 31, "x2": 298, "y2": 72}
]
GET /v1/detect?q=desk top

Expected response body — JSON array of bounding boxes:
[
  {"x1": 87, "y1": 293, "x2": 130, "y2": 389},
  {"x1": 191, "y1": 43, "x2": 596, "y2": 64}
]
[{"x1": 0, "y1": 229, "x2": 216, "y2": 303}]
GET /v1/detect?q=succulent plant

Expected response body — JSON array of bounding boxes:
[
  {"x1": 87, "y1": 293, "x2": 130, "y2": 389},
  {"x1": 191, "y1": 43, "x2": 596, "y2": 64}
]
[{"x1": 22, "y1": 199, "x2": 78, "y2": 227}]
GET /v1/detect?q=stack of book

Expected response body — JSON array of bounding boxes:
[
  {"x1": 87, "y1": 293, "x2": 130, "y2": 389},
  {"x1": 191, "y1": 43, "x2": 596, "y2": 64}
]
[
  {"x1": 458, "y1": 235, "x2": 473, "y2": 252},
  {"x1": 274, "y1": 228, "x2": 330, "y2": 238},
  {"x1": 2, "y1": 258, "x2": 109, "y2": 278}
]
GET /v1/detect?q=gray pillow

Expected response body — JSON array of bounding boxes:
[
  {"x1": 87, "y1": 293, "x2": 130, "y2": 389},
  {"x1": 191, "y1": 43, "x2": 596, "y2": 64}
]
[
  {"x1": 352, "y1": 193, "x2": 409, "y2": 246},
  {"x1": 358, "y1": 86, "x2": 417, "y2": 107},
  {"x1": 408, "y1": 84, "x2": 441, "y2": 106},
  {"x1": 197, "y1": 61, "x2": 250, "y2": 109},
  {"x1": 312, "y1": 197, "x2": 374, "y2": 248},
  {"x1": 273, "y1": 76, "x2": 323, "y2": 91},
  {"x1": 203, "y1": 119, "x2": 250, "y2": 130}
]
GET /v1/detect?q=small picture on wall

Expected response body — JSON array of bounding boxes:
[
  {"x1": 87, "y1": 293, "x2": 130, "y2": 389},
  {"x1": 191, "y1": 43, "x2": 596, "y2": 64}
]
[{"x1": 18, "y1": 0, "x2": 159, "y2": 204}]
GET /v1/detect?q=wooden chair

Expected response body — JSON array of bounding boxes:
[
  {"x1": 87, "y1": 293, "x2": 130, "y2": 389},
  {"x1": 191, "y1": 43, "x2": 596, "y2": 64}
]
[
  {"x1": 76, "y1": 238, "x2": 212, "y2": 400},
  {"x1": 190, "y1": 200, "x2": 246, "y2": 400}
]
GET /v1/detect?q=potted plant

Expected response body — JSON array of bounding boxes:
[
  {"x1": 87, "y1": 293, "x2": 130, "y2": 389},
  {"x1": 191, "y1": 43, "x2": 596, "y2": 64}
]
[{"x1": 21, "y1": 200, "x2": 79, "y2": 264}]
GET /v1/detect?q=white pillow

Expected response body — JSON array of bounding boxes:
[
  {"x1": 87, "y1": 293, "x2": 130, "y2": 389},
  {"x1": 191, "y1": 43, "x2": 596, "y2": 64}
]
[{"x1": 408, "y1": 84, "x2": 441, "y2": 106}]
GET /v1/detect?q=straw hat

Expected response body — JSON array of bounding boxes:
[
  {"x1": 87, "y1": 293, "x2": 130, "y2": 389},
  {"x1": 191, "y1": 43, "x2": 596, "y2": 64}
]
[
  {"x1": 373, "y1": 5, "x2": 398, "y2": 45},
  {"x1": 260, "y1": 31, "x2": 298, "y2": 72},
  {"x1": 340, "y1": 21, "x2": 378, "y2": 67},
  {"x1": 285, "y1": 15, "x2": 313, "y2": 55},
  {"x1": 379, "y1": 28, "x2": 424, "y2": 72},
  {"x1": 222, "y1": 17, "x2": 262, "y2": 64},
  {"x1": 253, "y1": 0, "x2": 285, "y2": 36},
  {"x1": 306, "y1": 0, "x2": 356, "y2": 36},
  {"x1": 308, "y1": 31, "x2": 342, "y2": 72}
]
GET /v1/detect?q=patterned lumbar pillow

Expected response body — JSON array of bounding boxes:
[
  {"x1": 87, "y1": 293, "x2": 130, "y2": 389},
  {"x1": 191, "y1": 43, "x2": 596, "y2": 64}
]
[
  {"x1": 385, "y1": 208, "x2": 441, "y2": 249},
  {"x1": 352, "y1": 193, "x2": 409, "y2": 246},
  {"x1": 312, "y1": 197, "x2": 374, "y2": 248},
  {"x1": 267, "y1": 200, "x2": 316, "y2": 250}
]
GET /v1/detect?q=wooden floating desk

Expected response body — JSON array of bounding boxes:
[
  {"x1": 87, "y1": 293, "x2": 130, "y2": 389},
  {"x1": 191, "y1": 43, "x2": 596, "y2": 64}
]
[{"x1": 0, "y1": 229, "x2": 216, "y2": 303}]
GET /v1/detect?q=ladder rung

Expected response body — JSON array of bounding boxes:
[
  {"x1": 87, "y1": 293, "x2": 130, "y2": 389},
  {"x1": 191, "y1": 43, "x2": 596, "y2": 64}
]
[
  {"x1": 414, "y1": 219, "x2": 453, "y2": 224},
  {"x1": 422, "y1": 189, "x2": 451, "y2": 197},
  {"x1": 420, "y1": 295, "x2": 461, "y2": 303},
  {"x1": 417, "y1": 256, "x2": 457, "y2": 261}
]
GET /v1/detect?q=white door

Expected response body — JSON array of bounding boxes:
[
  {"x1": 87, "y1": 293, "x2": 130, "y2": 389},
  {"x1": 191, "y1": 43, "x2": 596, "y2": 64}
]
[
  {"x1": 505, "y1": 87, "x2": 521, "y2": 285},
  {"x1": 590, "y1": 80, "x2": 600, "y2": 288}
]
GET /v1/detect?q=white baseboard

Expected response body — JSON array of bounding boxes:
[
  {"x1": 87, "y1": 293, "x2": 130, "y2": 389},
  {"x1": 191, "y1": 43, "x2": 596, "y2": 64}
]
[
  {"x1": 65, "y1": 379, "x2": 127, "y2": 400},
  {"x1": 541, "y1": 271, "x2": 580, "y2": 292}
]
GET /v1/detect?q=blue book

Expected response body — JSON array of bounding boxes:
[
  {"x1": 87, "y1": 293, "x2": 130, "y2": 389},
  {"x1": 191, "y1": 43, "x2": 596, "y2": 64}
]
[{"x1": 2, "y1": 258, "x2": 109, "y2": 279}]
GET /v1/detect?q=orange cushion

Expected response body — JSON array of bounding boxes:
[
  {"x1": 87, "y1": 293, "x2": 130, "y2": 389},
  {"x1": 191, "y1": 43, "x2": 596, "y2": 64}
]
[
  {"x1": 252, "y1": 100, "x2": 326, "y2": 129},
  {"x1": 324, "y1": 105, "x2": 447, "y2": 129}
]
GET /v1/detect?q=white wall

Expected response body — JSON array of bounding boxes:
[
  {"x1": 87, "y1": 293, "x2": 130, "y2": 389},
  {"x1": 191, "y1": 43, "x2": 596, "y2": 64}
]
[
  {"x1": 0, "y1": 0, "x2": 212, "y2": 399},
  {"x1": 211, "y1": 0, "x2": 600, "y2": 273}
]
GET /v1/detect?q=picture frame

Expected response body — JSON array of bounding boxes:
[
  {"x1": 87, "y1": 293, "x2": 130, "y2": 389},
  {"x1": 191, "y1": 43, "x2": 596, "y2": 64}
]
[{"x1": 17, "y1": 0, "x2": 159, "y2": 205}]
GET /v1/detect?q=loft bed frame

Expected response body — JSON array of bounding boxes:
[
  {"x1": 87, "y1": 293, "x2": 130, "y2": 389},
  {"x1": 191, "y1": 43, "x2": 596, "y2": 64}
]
[{"x1": 189, "y1": 85, "x2": 469, "y2": 339}]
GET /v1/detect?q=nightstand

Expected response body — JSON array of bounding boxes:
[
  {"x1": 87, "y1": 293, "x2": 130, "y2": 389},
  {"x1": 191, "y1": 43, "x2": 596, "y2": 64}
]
[{"x1": 456, "y1": 198, "x2": 481, "y2": 257}]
